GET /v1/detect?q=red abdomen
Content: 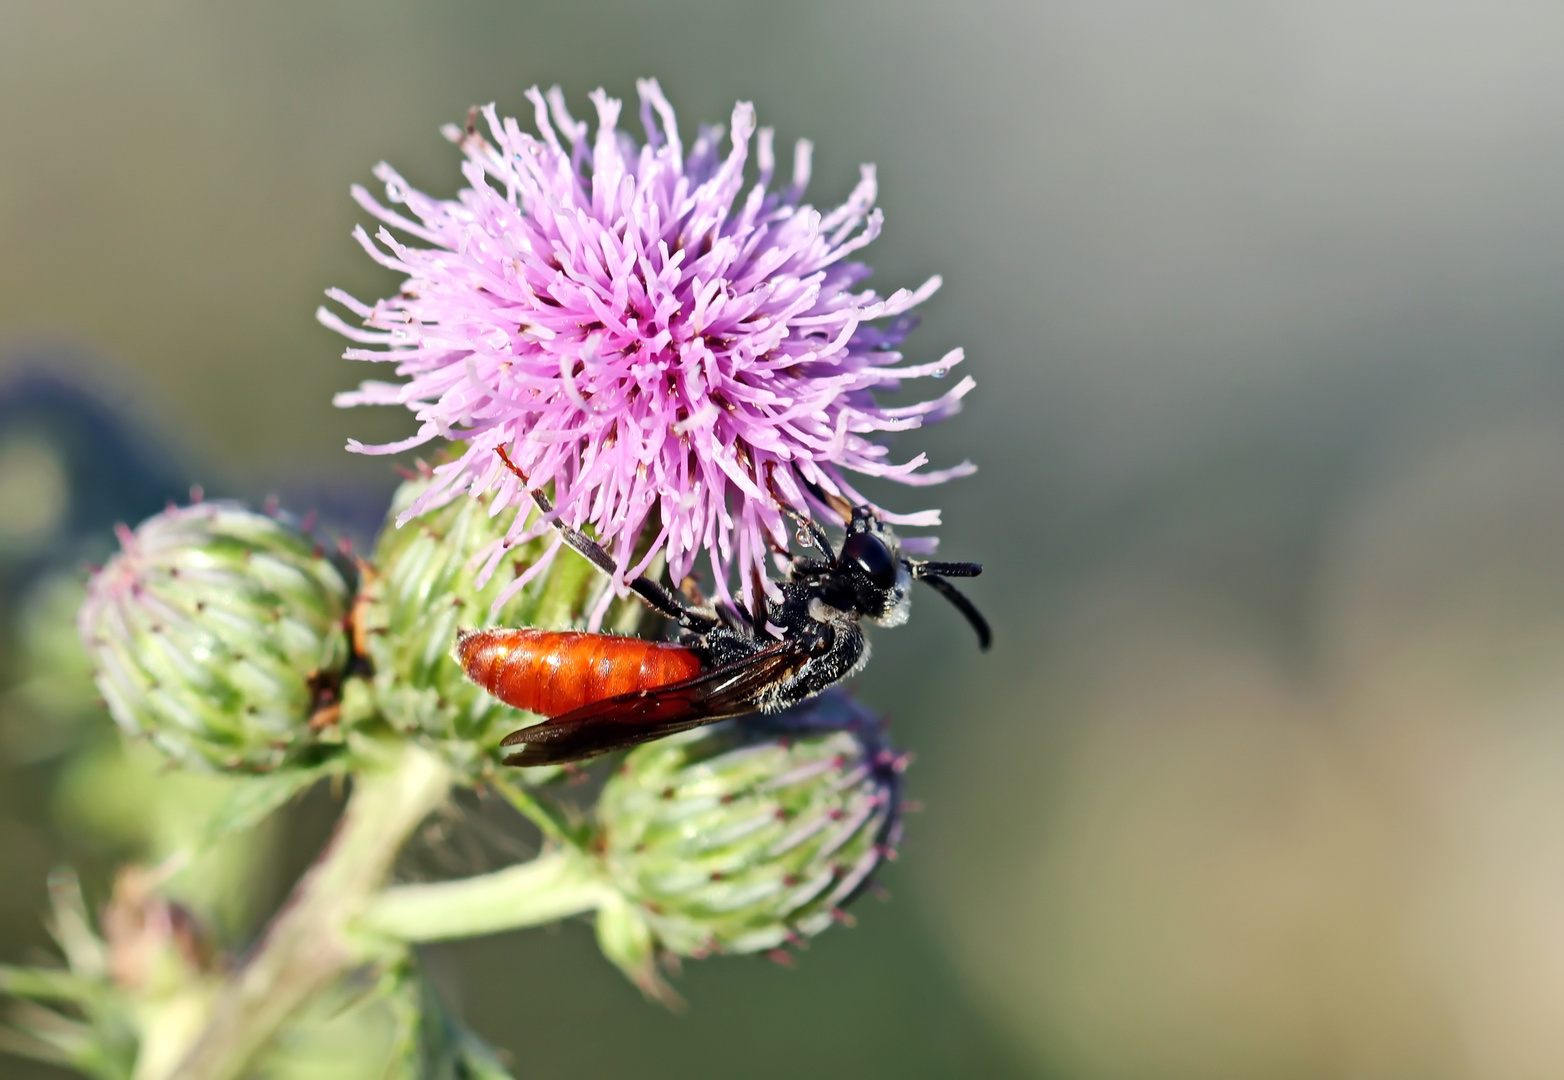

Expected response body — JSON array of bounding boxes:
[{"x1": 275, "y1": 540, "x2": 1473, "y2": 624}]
[{"x1": 455, "y1": 629, "x2": 704, "y2": 717}]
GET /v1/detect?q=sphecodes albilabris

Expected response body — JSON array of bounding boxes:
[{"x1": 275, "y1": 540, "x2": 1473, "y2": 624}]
[{"x1": 456, "y1": 448, "x2": 989, "y2": 765}]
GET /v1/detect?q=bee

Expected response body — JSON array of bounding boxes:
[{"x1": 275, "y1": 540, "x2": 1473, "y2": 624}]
[{"x1": 457, "y1": 449, "x2": 989, "y2": 766}]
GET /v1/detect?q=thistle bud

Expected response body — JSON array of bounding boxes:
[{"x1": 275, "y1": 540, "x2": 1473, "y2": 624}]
[
  {"x1": 101, "y1": 867, "x2": 214, "y2": 998},
  {"x1": 595, "y1": 691, "x2": 906, "y2": 961},
  {"x1": 0, "y1": 869, "x2": 211, "y2": 1079},
  {"x1": 355, "y1": 477, "x2": 638, "y2": 771},
  {"x1": 78, "y1": 502, "x2": 352, "y2": 772}
]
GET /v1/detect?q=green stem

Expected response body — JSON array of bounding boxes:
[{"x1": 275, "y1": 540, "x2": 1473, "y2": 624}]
[
  {"x1": 165, "y1": 744, "x2": 450, "y2": 1080},
  {"x1": 133, "y1": 986, "x2": 215, "y2": 1080},
  {"x1": 359, "y1": 849, "x2": 611, "y2": 943},
  {"x1": 486, "y1": 774, "x2": 586, "y2": 847}
]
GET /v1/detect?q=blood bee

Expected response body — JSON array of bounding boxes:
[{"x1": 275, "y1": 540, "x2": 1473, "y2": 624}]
[{"x1": 458, "y1": 448, "x2": 989, "y2": 766}]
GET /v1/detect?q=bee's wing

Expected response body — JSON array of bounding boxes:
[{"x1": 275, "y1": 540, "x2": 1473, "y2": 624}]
[{"x1": 499, "y1": 640, "x2": 812, "y2": 766}]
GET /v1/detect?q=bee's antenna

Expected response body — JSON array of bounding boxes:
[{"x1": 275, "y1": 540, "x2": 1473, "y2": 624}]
[
  {"x1": 910, "y1": 562, "x2": 991, "y2": 650},
  {"x1": 916, "y1": 560, "x2": 982, "y2": 578}
]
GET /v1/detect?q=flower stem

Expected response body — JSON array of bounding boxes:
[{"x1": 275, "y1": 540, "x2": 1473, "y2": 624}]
[
  {"x1": 359, "y1": 849, "x2": 610, "y2": 943},
  {"x1": 486, "y1": 774, "x2": 587, "y2": 847},
  {"x1": 166, "y1": 744, "x2": 450, "y2": 1080}
]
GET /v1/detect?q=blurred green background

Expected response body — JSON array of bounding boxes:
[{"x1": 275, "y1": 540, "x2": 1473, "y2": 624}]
[{"x1": 7, "y1": 2, "x2": 1564, "y2": 1077}]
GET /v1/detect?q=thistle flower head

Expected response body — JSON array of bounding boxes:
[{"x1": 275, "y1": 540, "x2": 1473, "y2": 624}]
[
  {"x1": 594, "y1": 690, "x2": 906, "y2": 963},
  {"x1": 77, "y1": 501, "x2": 352, "y2": 772},
  {"x1": 322, "y1": 79, "x2": 974, "y2": 616}
]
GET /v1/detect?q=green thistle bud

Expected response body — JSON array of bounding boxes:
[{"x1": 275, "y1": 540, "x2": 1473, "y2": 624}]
[
  {"x1": 78, "y1": 502, "x2": 352, "y2": 772},
  {"x1": 355, "y1": 476, "x2": 641, "y2": 772},
  {"x1": 595, "y1": 691, "x2": 907, "y2": 962}
]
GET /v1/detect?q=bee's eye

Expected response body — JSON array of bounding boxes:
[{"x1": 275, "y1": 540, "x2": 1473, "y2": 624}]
[{"x1": 842, "y1": 532, "x2": 897, "y2": 590}]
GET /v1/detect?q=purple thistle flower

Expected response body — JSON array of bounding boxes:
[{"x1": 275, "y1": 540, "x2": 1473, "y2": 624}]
[{"x1": 321, "y1": 79, "x2": 974, "y2": 617}]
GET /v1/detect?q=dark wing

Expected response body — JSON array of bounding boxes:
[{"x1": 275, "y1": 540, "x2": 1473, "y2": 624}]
[{"x1": 499, "y1": 640, "x2": 812, "y2": 766}]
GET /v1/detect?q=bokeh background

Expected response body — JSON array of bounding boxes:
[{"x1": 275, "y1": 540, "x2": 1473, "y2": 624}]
[{"x1": 6, "y1": 2, "x2": 1564, "y2": 1077}]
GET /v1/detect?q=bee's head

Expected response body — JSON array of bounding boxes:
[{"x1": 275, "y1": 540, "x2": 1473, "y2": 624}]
[
  {"x1": 791, "y1": 494, "x2": 988, "y2": 649},
  {"x1": 838, "y1": 508, "x2": 913, "y2": 627}
]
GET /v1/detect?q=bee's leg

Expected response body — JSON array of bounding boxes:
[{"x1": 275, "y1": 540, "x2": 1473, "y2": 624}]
[
  {"x1": 495, "y1": 447, "x2": 718, "y2": 632},
  {"x1": 747, "y1": 564, "x2": 777, "y2": 640},
  {"x1": 715, "y1": 602, "x2": 751, "y2": 633},
  {"x1": 783, "y1": 504, "x2": 835, "y2": 560},
  {"x1": 793, "y1": 472, "x2": 856, "y2": 527},
  {"x1": 764, "y1": 467, "x2": 838, "y2": 559}
]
